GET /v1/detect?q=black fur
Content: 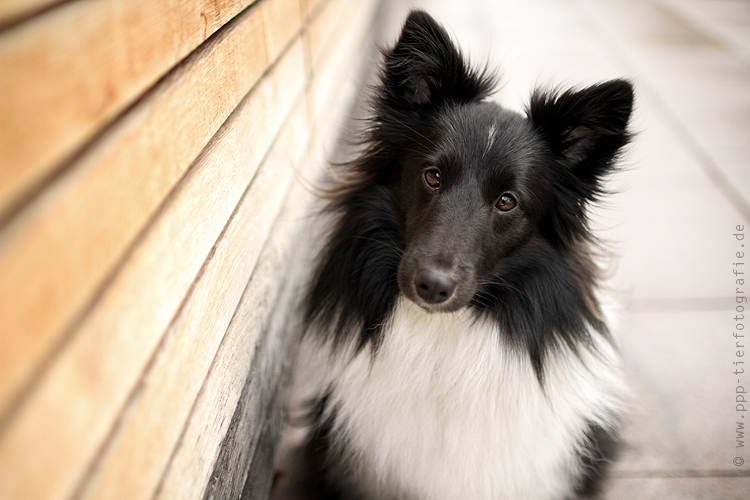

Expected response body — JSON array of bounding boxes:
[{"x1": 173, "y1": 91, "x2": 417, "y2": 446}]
[
  {"x1": 576, "y1": 423, "x2": 622, "y2": 497},
  {"x1": 304, "y1": 10, "x2": 632, "y2": 376},
  {"x1": 292, "y1": 9, "x2": 633, "y2": 499}
]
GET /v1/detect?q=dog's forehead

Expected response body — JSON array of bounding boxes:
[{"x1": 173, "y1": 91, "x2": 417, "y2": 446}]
[{"x1": 438, "y1": 103, "x2": 539, "y2": 174}]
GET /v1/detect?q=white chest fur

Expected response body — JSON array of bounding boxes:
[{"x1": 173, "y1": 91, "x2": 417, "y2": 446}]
[{"x1": 295, "y1": 300, "x2": 626, "y2": 500}]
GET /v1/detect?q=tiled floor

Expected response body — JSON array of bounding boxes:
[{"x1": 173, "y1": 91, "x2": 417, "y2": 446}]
[{"x1": 374, "y1": 0, "x2": 750, "y2": 498}]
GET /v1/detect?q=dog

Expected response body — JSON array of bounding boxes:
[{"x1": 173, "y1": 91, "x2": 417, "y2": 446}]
[{"x1": 271, "y1": 10, "x2": 633, "y2": 500}]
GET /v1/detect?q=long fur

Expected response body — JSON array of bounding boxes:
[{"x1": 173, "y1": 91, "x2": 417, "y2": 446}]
[{"x1": 272, "y1": 10, "x2": 633, "y2": 500}]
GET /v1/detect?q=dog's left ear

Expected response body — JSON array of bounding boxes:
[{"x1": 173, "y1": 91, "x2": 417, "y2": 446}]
[{"x1": 528, "y1": 79, "x2": 633, "y2": 200}]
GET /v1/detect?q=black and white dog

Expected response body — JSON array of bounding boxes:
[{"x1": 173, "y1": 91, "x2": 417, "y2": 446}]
[{"x1": 272, "y1": 10, "x2": 633, "y2": 500}]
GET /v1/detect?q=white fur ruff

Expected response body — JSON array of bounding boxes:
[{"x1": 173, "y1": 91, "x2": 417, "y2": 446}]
[{"x1": 292, "y1": 299, "x2": 626, "y2": 500}]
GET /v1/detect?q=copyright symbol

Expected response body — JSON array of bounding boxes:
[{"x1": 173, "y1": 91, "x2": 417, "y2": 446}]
[{"x1": 734, "y1": 457, "x2": 744, "y2": 466}]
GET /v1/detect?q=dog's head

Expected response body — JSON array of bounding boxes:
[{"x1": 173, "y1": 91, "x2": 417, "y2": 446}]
[{"x1": 371, "y1": 11, "x2": 633, "y2": 313}]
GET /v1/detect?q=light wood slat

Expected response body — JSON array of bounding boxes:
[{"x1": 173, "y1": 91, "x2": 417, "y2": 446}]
[
  {"x1": 155, "y1": 6, "x2": 379, "y2": 497},
  {"x1": 309, "y1": 0, "x2": 379, "y2": 133},
  {"x1": 79, "y1": 88, "x2": 308, "y2": 500},
  {"x1": 0, "y1": 0, "x2": 60, "y2": 26},
  {"x1": 0, "y1": 38, "x2": 306, "y2": 500},
  {"x1": 154, "y1": 112, "x2": 325, "y2": 500},
  {"x1": 307, "y1": 0, "x2": 350, "y2": 68},
  {"x1": 298, "y1": 0, "x2": 348, "y2": 140},
  {"x1": 0, "y1": 1, "x2": 276, "y2": 419},
  {"x1": 0, "y1": 0, "x2": 260, "y2": 218},
  {"x1": 146, "y1": 99, "x2": 310, "y2": 500},
  {"x1": 301, "y1": 0, "x2": 326, "y2": 19},
  {"x1": 262, "y1": 0, "x2": 303, "y2": 62},
  {"x1": 152, "y1": 211, "x2": 298, "y2": 500}
]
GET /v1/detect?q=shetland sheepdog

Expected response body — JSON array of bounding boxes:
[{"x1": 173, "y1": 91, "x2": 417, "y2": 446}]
[{"x1": 272, "y1": 10, "x2": 633, "y2": 500}]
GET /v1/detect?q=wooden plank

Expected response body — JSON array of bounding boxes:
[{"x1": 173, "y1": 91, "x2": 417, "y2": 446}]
[
  {"x1": 186, "y1": 139, "x2": 323, "y2": 500},
  {"x1": 227, "y1": 124, "x2": 332, "y2": 500},
  {"x1": 0, "y1": 0, "x2": 256, "y2": 217},
  {"x1": 309, "y1": 0, "x2": 379, "y2": 137},
  {"x1": 299, "y1": 0, "x2": 347, "y2": 139},
  {"x1": 0, "y1": 37, "x2": 306, "y2": 500},
  {"x1": 262, "y1": 0, "x2": 303, "y2": 63},
  {"x1": 307, "y1": 0, "x2": 350, "y2": 68},
  {"x1": 0, "y1": 0, "x2": 61, "y2": 27},
  {"x1": 300, "y1": 0, "x2": 327, "y2": 19},
  {"x1": 151, "y1": 104, "x2": 328, "y2": 499},
  {"x1": 200, "y1": 300, "x2": 295, "y2": 500},
  {"x1": 152, "y1": 2, "x2": 375, "y2": 493},
  {"x1": 197, "y1": 16, "x2": 381, "y2": 490},
  {"x1": 154, "y1": 107, "x2": 313, "y2": 500},
  {"x1": 78, "y1": 76, "x2": 308, "y2": 500},
  {"x1": 158, "y1": 4, "x2": 380, "y2": 497},
  {"x1": 0, "y1": 1, "x2": 278, "y2": 420}
]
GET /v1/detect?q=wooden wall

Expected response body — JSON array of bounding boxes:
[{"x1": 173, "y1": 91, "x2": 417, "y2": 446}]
[{"x1": 0, "y1": 0, "x2": 380, "y2": 498}]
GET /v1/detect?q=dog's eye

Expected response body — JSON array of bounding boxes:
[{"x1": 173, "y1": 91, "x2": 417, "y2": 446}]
[
  {"x1": 495, "y1": 193, "x2": 517, "y2": 212},
  {"x1": 422, "y1": 168, "x2": 441, "y2": 190}
]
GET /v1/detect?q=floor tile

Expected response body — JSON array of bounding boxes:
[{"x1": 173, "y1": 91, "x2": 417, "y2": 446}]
[
  {"x1": 601, "y1": 476, "x2": 750, "y2": 500},
  {"x1": 577, "y1": 0, "x2": 750, "y2": 213},
  {"x1": 654, "y1": 0, "x2": 750, "y2": 65},
  {"x1": 614, "y1": 310, "x2": 747, "y2": 472},
  {"x1": 592, "y1": 115, "x2": 746, "y2": 301}
]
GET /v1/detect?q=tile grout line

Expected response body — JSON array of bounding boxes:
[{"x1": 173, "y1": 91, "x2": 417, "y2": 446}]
[
  {"x1": 626, "y1": 296, "x2": 737, "y2": 313},
  {"x1": 649, "y1": 0, "x2": 750, "y2": 72},
  {"x1": 612, "y1": 469, "x2": 750, "y2": 479}
]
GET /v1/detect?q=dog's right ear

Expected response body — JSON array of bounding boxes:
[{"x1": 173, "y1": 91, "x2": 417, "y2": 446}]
[{"x1": 381, "y1": 10, "x2": 495, "y2": 108}]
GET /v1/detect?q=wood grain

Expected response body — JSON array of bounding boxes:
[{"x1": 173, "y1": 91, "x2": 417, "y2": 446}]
[
  {"x1": 0, "y1": 1, "x2": 276, "y2": 420},
  {"x1": 262, "y1": 0, "x2": 303, "y2": 62},
  {"x1": 306, "y1": 0, "x2": 348, "y2": 68},
  {"x1": 78, "y1": 66, "x2": 308, "y2": 500},
  {"x1": 301, "y1": 0, "x2": 326, "y2": 19},
  {"x1": 0, "y1": 37, "x2": 306, "y2": 500},
  {"x1": 0, "y1": 0, "x2": 61, "y2": 27},
  {"x1": 0, "y1": 0, "x2": 378, "y2": 497},
  {"x1": 309, "y1": 0, "x2": 379, "y2": 140},
  {"x1": 175, "y1": 99, "x2": 325, "y2": 500},
  {"x1": 155, "y1": 99, "x2": 311, "y2": 500},
  {"x1": 0, "y1": 0, "x2": 256, "y2": 217},
  {"x1": 154, "y1": 2, "x2": 380, "y2": 496}
]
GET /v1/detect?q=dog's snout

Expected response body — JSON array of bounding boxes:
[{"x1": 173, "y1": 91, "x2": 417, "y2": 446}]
[{"x1": 414, "y1": 268, "x2": 457, "y2": 304}]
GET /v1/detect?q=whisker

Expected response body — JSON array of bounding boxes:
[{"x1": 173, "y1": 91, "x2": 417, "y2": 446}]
[
  {"x1": 475, "y1": 277, "x2": 559, "y2": 316},
  {"x1": 353, "y1": 235, "x2": 404, "y2": 257}
]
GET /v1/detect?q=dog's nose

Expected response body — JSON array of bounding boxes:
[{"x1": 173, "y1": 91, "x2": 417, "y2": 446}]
[{"x1": 414, "y1": 268, "x2": 457, "y2": 304}]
